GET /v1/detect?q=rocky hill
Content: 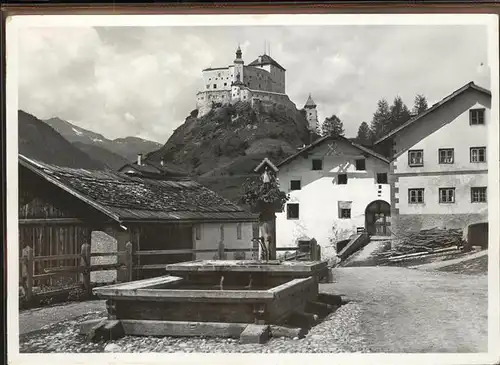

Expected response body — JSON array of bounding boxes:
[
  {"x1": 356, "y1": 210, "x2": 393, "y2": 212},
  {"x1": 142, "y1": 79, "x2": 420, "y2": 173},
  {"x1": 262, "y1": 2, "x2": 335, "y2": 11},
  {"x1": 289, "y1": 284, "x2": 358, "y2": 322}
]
[
  {"x1": 146, "y1": 101, "x2": 315, "y2": 177},
  {"x1": 43, "y1": 117, "x2": 162, "y2": 164},
  {"x1": 18, "y1": 110, "x2": 105, "y2": 170}
]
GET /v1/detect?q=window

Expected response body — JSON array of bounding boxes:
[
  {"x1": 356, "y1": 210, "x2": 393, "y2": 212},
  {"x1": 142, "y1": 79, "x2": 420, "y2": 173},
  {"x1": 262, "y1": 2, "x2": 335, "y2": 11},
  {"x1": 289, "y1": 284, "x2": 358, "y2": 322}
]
[
  {"x1": 338, "y1": 201, "x2": 352, "y2": 219},
  {"x1": 376, "y1": 173, "x2": 388, "y2": 184},
  {"x1": 355, "y1": 159, "x2": 366, "y2": 171},
  {"x1": 218, "y1": 73, "x2": 221, "y2": 77},
  {"x1": 471, "y1": 187, "x2": 487, "y2": 203},
  {"x1": 236, "y1": 223, "x2": 242, "y2": 240},
  {"x1": 470, "y1": 147, "x2": 486, "y2": 162},
  {"x1": 470, "y1": 109, "x2": 485, "y2": 125},
  {"x1": 287, "y1": 204, "x2": 299, "y2": 219},
  {"x1": 339, "y1": 209, "x2": 351, "y2": 219},
  {"x1": 206, "y1": 84, "x2": 210, "y2": 89},
  {"x1": 338, "y1": 174, "x2": 348, "y2": 184},
  {"x1": 439, "y1": 149, "x2": 454, "y2": 164},
  {"x1": 408, "y1": 150, "x2": 423, "y2": 167},
  {"x1": 224, "y1": 83, "x2": 227, "y2": 87},
  {"x1": 213, "y1": 84, "x2": 217, "y2": 89},
  {"x1": 408, "y1": 188, "x2": 424, "y2": 204},
  {"x1": 194, "y1": 225, "x2": 201, "y2": 240},
  {"x1": 439, "y1": 188, "x2": 455, "y2": 203},
  {"x1": 312, "y1": 159, "x2": 323, "y2": 170},
  {"x1": 290, "y1": 180, "x2": 301, "y2": 191}
]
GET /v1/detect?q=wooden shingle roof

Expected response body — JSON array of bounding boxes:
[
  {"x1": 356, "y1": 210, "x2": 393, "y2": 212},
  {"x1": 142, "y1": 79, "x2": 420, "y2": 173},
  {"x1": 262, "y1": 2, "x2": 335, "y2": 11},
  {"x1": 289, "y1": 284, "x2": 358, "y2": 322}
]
[{"x1": 19, "y1": 155, "x2": 258, "y2": 224}]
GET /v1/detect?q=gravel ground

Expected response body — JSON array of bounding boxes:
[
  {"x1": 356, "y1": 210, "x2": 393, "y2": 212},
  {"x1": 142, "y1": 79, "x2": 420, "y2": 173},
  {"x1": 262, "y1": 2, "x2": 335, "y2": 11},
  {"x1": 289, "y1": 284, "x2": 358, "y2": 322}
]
[
  {"x1": 19, "y1": 293, "x2": 370, "y2": 353},
  {"x1": 330, "y1": 266, "x2": 487, "y2": 353},
  {"x1": 437, "y1": 254, "x2": 488, "y2": 275},
  {"x1": 19, "y1": 300, "x2": 106, "y2": 335},
  {"x1": 410, "y1": 249, "x2": 487, "y2": 271}
]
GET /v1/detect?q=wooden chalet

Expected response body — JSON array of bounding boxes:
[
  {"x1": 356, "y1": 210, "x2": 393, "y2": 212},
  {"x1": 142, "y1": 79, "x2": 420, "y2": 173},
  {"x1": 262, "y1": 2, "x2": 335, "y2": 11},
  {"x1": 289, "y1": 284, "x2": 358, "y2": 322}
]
[{"x1": 19, "y1": 154, "x2": 259, "y2": 283}]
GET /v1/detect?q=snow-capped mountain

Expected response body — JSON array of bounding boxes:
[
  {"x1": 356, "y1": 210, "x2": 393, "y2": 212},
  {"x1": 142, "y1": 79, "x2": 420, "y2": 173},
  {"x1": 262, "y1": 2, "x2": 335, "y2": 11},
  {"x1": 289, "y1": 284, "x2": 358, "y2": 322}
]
[{"x1": 43, "y1": 117, "x2": 162, "y2": 163}]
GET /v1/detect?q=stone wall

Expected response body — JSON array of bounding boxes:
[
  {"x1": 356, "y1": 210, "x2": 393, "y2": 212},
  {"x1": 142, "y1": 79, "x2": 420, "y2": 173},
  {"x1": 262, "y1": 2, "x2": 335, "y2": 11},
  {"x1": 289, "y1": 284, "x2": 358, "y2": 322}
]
[{"x1": 391, "y1": 213, "x2": 488, "y2": 240}]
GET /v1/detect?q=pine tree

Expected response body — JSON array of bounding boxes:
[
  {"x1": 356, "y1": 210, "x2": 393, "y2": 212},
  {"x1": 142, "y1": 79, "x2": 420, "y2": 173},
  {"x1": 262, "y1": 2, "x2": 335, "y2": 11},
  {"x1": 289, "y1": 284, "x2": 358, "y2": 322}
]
[
  {"x1": 412, "y1": 94, "x2": 429, "y2": 115},
  {"x1": 389, "y1": 96, "x2": 411, "y2": 131},
  {"x1": 321, "y1": 115, "x2": 345, "y2": 137},
  {"x1": 369, "y1": 99, "x2": 391, "y2": 142},
  {"x1": 355, "y1": 122, "x2": 372, "y2": 145}
]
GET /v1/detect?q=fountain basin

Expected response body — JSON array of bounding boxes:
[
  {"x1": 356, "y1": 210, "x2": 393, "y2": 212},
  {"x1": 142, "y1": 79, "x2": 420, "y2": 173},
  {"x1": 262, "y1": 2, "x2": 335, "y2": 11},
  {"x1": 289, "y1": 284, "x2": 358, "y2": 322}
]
[
  {"x1": 85, "y1": 260, "x2": 338, "y2": 343},
  {"x1": 93, "y1": 274, "x2": 318, "y2": 324}
]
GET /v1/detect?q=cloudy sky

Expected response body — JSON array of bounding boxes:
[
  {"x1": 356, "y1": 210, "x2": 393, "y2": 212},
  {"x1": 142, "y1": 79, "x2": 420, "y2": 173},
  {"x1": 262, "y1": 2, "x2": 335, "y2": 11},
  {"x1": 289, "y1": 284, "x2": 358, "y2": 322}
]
[{"x1": 18, "y1": 24, "x2": 490, "y2": 143}]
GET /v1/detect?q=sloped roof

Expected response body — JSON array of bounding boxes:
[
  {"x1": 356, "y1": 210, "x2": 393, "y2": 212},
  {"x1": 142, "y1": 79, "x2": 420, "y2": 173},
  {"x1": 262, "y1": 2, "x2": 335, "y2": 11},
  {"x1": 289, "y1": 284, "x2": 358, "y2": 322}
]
[
  {"x1": 248, "y1": 54, "x2": 286, "y2": 71},
  {"x1": 276, "y1": 134, "x2": 390, "y2": 168},
  {"x1": 19, "y1": 155, "x2": 258, "y2": 224},
  {"x1": 304, "y1": 94, "x2": 316, "y2": 108},
  {"x1": 120, "y1": 160, "x2": 189, "y2": 178},
  {"x1": 375, "y1": 81, "x2": 491, "y2": 145},
  {"x1": 254, "y1": 157, "x2": 279, "y2": 173}
]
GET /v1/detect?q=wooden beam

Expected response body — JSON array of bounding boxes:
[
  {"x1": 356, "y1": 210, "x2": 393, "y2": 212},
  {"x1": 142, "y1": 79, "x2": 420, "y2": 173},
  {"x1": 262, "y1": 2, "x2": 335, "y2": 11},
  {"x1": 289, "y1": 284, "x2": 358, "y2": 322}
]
[
  {"x1": 134, "y1": 248, "x2": 219, "y2": 256},
  {"x1": 275, "y1": 247, "x2": 299, "y2": 251},
  {"x1": 223, "y1": 248, "x2": 259, "y2": 253},
  {"x1": 267, "y1": 277, "x2": 315, "y2": 300},
  {"x1": 92, "y1": 275, "x2": 183, "y2": 291},
  {"x1": 120, "y1": 320, "x2": 248, "y2": 338},
  {"x1": 19, "y1": 218, "x2": 86, "y2": 225},
  {"x1": 32, "y1": 253, "x2": 81, "y2": 261},
  {"x1": 91, "y1": 251, "x2": 125, "y2": 257},
  {"x1": 92, "y1": 288, "x2": 275, "y2": 303}
]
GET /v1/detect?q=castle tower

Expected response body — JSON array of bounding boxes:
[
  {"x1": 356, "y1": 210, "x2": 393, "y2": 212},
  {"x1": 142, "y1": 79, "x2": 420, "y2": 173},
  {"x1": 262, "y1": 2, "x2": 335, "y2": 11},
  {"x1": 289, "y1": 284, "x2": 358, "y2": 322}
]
[
  {"x1": 304, "y1": 94, "x2": 318, "y2": 131},
  {"x1": 233, "y1": 45, "x2": 244, "y2": 85}
]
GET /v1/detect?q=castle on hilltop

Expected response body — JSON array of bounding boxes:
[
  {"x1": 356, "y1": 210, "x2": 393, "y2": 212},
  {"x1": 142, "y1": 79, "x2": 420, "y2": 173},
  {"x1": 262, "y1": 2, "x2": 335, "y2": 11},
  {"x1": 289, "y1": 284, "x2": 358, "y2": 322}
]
[{"x1": 195, "y1": 46, "x2": 319, "y2": 131}]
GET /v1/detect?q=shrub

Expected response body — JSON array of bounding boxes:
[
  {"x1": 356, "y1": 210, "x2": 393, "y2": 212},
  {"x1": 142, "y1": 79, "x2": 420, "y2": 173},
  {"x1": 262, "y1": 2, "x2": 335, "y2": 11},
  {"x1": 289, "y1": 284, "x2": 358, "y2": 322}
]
[{"x1": 240, "y1": 176, "x2": 289, "y2": 216}]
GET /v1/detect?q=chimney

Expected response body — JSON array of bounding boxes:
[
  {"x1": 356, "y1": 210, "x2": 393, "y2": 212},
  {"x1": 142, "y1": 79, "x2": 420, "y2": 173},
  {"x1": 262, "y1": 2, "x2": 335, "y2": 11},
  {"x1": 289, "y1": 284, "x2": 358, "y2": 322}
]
[
  {"x1": 160, "y1": 158, "x2": 164, "y2": 166},
  {"x1": 137, "y1": 153, "x2": 142, "y2": 166}
]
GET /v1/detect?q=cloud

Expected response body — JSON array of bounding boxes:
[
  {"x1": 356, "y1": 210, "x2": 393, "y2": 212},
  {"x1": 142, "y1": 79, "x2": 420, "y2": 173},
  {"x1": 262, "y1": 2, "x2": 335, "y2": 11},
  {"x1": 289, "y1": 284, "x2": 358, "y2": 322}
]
[{"x1": 18, "y1": 24, "x2": 489, "y2": 142}]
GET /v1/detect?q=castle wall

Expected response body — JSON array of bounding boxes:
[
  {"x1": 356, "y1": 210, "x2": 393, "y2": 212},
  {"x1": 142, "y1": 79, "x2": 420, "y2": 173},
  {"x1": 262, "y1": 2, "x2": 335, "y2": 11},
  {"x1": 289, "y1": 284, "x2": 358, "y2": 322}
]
[
  {"x1": 202, "y1": 67, "x2": 234, "y2": 92},
  {"x1": 196, "y1": 90, "x2": 231, "y2": 116},
  {"x1": 243, "y1": 66, "x2": 273, "y2": 92},
  {"x1": 250, "y1": 64, "x2": 285, "y2": 93}
]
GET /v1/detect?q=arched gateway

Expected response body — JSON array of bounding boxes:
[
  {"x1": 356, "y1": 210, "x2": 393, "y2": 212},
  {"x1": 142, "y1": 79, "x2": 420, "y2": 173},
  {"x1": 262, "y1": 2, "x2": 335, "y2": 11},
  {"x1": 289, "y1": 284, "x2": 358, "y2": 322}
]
[{"x1": 365, "y1": 200, "x2": 391, "y2": 236}]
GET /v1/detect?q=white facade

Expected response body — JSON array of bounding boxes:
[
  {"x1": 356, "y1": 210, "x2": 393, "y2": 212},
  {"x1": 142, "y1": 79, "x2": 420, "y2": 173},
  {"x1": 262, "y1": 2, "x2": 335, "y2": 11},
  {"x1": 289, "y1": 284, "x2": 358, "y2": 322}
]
[
  {"x1": 193, "y1": 222, "x2": 255, "y2": 260},
  {"x1": 382, "y1": 84, "x2": 491, "y2": 237},
  {"x1": 275, "y1": 138, "x2": 390, "y2": 259}
]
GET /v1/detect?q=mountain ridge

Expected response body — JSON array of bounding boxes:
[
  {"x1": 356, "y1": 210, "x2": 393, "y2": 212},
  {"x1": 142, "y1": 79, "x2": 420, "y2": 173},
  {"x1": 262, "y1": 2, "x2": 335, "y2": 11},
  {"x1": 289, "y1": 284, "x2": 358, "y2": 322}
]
[
  {"x1": 18, "y1": 110, "x2": 105, "y2": 170},
  {"x1": 43, "y1": 117, "x2": 162, "y2": 162}
]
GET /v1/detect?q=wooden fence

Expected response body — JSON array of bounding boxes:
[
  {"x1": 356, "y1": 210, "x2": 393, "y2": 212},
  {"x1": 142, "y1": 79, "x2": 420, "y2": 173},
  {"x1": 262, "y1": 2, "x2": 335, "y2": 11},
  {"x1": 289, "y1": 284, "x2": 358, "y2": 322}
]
[{"x1": 20, "y1": 240, "x2": 320, "y2": 303}]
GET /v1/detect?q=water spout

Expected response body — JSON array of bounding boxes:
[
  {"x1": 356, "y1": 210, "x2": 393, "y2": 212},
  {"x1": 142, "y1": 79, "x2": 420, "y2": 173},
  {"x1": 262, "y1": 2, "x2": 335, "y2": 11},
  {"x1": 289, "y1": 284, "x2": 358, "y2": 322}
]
[
  {"x1": 245, "y1": 274, "x2": 253, "y2": 289},
  {"x1": 220, "y1": 275, "x2": 224, "y2": 291}
]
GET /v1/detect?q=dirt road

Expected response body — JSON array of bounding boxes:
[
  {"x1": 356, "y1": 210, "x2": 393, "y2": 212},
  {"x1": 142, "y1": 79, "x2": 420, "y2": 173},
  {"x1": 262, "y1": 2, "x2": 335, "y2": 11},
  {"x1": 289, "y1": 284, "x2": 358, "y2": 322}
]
[{"x1": 328, "y1": 266, "x2": 487, "y2": 352}]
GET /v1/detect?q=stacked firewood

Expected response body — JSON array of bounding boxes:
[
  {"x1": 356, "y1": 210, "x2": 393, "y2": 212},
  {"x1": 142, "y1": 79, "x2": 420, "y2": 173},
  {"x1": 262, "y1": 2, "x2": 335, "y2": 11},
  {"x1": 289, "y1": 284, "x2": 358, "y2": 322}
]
[{"x1": 379, "y1": 228, "x2": 464, "y2": 258}]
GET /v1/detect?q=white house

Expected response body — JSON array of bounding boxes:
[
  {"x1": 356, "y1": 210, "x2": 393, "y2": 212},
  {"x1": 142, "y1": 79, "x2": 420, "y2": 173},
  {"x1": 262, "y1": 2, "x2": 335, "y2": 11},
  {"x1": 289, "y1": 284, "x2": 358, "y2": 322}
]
[
  {"x1": 374, "y1": 81, "x2": 491, "y2": 247},
  {"x1": 274, "y1": 135, "x2": 391, "y2": 259}
]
